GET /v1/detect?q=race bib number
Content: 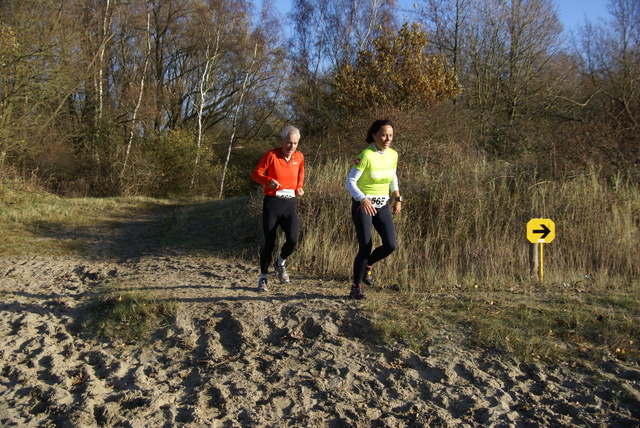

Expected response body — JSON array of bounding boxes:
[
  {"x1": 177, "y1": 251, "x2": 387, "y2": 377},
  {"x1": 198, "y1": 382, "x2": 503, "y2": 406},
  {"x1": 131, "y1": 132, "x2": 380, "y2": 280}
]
[
  {"x1": 276, "y1": 189, "x2": 296, "y2": 198},
  {"x1": 366, "y1": 195, "x2": 389, "y2": 208}
]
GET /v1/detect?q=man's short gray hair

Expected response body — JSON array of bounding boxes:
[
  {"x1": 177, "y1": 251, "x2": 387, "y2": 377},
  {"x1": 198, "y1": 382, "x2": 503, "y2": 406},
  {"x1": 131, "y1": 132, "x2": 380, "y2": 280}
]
[{"x1": 281, "y1": 125, "x2": 300, "y2": 140}]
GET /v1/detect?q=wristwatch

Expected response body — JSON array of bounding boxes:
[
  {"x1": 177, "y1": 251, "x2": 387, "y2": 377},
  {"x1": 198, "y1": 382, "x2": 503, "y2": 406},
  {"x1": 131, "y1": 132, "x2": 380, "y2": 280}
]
[{"x1": 395, "y1": 196, "x2": 403, "y2": 202}]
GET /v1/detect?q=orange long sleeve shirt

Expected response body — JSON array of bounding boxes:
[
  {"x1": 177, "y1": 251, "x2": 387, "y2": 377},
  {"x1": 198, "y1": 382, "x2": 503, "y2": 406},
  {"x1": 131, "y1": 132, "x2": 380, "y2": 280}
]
[{"x1": 251, "y1": 148, "x2": 305, "y2": 196}]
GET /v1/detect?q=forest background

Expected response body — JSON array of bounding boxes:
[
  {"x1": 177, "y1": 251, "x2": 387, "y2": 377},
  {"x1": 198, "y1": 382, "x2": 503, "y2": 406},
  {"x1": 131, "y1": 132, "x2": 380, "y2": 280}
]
[{"x1": 0, "y1": 0, "x2": 638, "y2": 298}]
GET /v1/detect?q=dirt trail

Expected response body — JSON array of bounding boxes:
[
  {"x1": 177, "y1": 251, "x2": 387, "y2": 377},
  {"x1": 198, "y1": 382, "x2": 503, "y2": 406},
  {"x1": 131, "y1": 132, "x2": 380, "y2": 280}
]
[{"x1": 1, "y1": 208, "x2": 639, "y2": 427}]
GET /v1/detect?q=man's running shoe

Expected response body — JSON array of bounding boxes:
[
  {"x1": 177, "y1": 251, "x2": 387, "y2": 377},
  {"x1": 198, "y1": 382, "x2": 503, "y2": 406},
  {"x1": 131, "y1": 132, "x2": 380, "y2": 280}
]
[
  {"x1": 257, "y1": 277, "x2": 268, "y2": 292},
  {"x1": 363, "y1": 265, "x2": 374, "y2": 286},
  {"x1": 274, "y1": 260, "x2": 290, "y2": 283},
  {"x1": 349, "y1": 284, "x2": 365, "y2": 300}
]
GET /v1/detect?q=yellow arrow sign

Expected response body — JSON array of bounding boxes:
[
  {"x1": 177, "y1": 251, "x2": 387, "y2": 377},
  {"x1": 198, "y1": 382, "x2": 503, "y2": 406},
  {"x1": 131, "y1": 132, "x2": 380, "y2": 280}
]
[{"x1": 527, "y1": 219, "x2": 555, "y2": 243}]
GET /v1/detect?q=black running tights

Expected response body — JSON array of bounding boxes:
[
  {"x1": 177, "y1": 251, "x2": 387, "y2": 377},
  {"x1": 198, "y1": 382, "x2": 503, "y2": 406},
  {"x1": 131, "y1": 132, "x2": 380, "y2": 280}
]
[
  {"x1": 351, "y1": 198, "x2": 397, "y2": 285},
  {"x1": 260, "y1": 196, "x2": 299, "y2": 274}
]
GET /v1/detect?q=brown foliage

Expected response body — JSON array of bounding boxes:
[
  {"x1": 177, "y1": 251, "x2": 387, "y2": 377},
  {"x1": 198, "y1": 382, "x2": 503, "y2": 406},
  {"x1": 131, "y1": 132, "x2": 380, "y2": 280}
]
[{"x1": 330, "y1": 23, "x2": 460, "y2": 114}]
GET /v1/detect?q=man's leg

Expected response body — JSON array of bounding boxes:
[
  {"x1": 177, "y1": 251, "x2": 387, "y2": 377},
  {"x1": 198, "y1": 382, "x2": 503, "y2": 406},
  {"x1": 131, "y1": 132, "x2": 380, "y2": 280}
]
[
  {"x1": 274, "y1": 200, "x2": 299, "y2": 283},
  {"x1": 278, "y1": 201, "x2": 300, "y2": 261},
  {"x1": 260, "y1": 197, "x2": 280, "y2": 274}
]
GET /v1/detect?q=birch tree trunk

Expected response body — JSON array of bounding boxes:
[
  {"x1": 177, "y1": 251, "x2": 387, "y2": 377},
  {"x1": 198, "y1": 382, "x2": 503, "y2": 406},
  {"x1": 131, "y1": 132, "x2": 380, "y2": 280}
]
[
  {"x1": 97, "y1": 0, "x2": 111, "y2": 122},
  {"x1": 191, "y1": 55, "x2": 214, "y2": 191},
  {"x1": 218, "y1": 43, "x2": 258, "y2": 199},
  {"x1": 121, "y1": 10, "x2": 151, "y2": 182}
]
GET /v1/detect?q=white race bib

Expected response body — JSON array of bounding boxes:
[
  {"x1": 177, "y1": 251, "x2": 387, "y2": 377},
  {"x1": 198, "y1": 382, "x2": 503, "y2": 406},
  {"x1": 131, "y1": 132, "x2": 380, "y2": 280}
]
[
  {"x1": 276, "y1": 189, "x2": 296, "y2": 198},
  {"x1": 365, "y1": 195, "x2": 389, "y2": 208}
]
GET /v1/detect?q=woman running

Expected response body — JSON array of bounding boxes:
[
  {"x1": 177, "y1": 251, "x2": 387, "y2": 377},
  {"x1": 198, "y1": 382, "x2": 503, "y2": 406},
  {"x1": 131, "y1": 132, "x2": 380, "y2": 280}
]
[{"x1": 345, "y1": 119, "x2": 403, "y2": 299}]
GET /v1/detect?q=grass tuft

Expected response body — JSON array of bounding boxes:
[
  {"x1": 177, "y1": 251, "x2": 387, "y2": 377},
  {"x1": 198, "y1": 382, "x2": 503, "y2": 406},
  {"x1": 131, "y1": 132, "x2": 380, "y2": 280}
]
[{"x1": 84, "y1": 284, "x2": 177, "y2": 342}]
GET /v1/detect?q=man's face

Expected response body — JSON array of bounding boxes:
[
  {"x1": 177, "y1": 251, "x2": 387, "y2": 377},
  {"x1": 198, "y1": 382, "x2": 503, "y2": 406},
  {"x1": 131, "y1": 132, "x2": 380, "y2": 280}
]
[{"x1": 281, "y1": 133, "x2": 300, "y2": 158}]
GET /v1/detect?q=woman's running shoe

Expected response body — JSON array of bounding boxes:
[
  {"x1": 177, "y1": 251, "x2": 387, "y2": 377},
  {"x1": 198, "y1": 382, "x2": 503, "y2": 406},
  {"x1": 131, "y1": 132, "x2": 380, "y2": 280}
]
[
  {"x1": 349, "y1": 284, "x2": 365, "y2": 299},
  {"x1": 363, "y1": 265, "x2": 374, "y2": 286}
]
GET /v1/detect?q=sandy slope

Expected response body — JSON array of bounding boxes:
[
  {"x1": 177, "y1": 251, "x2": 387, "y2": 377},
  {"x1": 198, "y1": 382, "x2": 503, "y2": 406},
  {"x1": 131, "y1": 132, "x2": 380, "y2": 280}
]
[{"x1": 1, "y1": 209, "x2": 639, "y2": 427}]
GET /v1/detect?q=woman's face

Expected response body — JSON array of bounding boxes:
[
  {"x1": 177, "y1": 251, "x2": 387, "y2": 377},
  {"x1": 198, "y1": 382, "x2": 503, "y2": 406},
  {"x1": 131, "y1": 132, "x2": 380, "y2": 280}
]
[{"x1": 372, "y1": 125, "x2": 394, "y2": 151}]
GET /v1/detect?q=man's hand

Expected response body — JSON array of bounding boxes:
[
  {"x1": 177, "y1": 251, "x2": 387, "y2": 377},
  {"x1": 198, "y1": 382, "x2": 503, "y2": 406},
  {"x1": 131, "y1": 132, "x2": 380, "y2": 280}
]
[
  {"x1": 296, "y1": 188, "x2": 304, "y2": 196},
  {"x1": 269, "y1": 179, "x2": 281, "y2": 190}
]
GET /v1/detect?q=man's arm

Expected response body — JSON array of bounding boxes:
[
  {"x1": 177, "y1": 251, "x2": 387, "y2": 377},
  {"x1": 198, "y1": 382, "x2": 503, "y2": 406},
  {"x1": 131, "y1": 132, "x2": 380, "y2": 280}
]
[
  {"x1": 251, "y1": 151, "x2": 273, "y2": 186},
  {"x1": 296, "y1": 156, "x2": 305, "y2": 195}
]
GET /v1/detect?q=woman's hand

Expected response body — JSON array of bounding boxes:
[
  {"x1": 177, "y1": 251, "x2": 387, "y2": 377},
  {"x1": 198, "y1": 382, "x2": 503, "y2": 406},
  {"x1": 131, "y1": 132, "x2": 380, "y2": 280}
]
[
  {"x1": 361, "y1": 198, "x2": 377, "y2": 216},
  {"x1": 391, "y1": 200, "x2": 402, "y2": 215}
]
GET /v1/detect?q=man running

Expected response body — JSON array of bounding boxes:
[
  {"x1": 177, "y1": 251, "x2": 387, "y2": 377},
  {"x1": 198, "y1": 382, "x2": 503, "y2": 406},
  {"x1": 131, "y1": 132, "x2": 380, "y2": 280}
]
[{"x1": 251, "y1": 126, "x2": 305, "y2": 292}]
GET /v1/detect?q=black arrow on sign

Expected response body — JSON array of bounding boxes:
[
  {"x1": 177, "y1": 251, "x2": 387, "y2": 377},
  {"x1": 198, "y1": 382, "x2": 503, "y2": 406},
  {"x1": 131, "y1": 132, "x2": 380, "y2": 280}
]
[{"x1": 532, "y1": 224, "x2": 551, "y2": 239}]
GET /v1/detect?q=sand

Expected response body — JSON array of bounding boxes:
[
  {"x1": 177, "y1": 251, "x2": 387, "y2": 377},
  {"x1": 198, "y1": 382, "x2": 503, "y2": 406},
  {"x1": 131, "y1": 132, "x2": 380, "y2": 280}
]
[{"x1": 1, "y1": 209, "x2": 639, "y2": 427}]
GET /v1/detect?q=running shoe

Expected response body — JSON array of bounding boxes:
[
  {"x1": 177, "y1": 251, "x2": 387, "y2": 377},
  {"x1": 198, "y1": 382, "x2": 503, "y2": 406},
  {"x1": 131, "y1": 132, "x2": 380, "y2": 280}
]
[
  {"x1": 274, "y1": 260, "x2": 290, "y2": 283},
  {"x1": 349, "y1": 284, "x2": 365, "y2": 300},
  {"x1": 363, "y1": 265, "x2": 374, "y2": 286},
  {"x1": 257, "y1": 277, "x2": 268, "y2": 292}
]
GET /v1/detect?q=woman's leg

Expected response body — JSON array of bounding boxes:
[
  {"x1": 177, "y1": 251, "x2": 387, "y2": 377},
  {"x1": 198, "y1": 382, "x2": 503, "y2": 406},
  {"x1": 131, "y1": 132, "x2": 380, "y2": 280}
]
[
  {"x1": 368, "y1": 204, "x2": 397, "y2": 265},
  {"x1": 351, "y1": 199, "x2": 373, "y2": 285}
]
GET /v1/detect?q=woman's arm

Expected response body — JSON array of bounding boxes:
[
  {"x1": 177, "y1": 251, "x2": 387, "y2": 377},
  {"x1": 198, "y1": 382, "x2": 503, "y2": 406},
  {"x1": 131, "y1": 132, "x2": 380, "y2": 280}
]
[
  {"x1": 347, "y1": 167, "x2": 377, "y2": 216},
  {"x1": 346, "y1": 167, "x2": 365, "y2": 201}
]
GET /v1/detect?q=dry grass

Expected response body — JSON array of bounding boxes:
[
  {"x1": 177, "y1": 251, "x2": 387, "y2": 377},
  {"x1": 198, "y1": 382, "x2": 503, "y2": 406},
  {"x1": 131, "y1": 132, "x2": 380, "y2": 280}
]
[
  {"x1": 294, "y1": 155, "x2": 640, "y2": 290},
  {"x1": 0, "y1": 200, "x2": 161, "y2": 256},
  {"x1": 362, "y1": 284, "x2": 640, "y2": 363},
  {"x1": 0, "y1": 178, "x2": 169, "y2": 255},
  {"x1": 1, "y1": 159, "x2": 638, "y2": 362},
  {"x1": 288, "y1": 143, "x2": 639, "y2": 363}
]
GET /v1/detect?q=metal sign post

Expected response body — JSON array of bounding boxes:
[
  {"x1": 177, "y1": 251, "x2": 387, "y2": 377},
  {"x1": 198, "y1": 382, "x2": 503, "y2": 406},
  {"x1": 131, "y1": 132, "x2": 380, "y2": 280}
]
[
  {"x1": 539, "y1": 241, "x2": 544, "y2": 281},
  {"x1": 527, "y1": 219, "x2": 555, "y2": 281}
]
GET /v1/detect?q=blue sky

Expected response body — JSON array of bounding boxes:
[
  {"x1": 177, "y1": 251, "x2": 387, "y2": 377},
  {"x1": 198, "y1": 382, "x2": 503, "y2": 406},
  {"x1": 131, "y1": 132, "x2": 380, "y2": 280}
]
[
  {"x1": 273, "y1": 0, "x2": 610, "y2": 33},
  {"x1": 556, "y1": 0, "x2": 609, "y2": 31}
]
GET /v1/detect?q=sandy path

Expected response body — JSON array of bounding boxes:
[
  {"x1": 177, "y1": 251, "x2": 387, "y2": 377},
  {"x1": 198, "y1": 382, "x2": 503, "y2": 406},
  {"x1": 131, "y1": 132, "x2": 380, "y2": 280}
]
[{"x1": 1, "y1": 208, "x2": 639, "y2": 427}]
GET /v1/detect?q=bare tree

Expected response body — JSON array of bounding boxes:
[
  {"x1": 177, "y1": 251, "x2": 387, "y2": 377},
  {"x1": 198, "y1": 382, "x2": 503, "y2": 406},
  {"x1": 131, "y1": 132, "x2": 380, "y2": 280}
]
[
  {"x1": 121, "y1": 9, "x2": 152, "y2": 182},
  {"x1": 421, "y1": 0, "x2": 471, "y2": 80},
  {"x1": 419, "y1": 0, "x2": 562, "y2": 130},
  {"x1": 289, "y1": 0, "x2": 397, "y2": 127},
  {"x1": 97, "y1": 0, "x2": 113, "y2": 121},
  {"x1": 0, "y1": 0, "x2": 101, "y2": 177},
  {"x1": 576, "y1": 0, "x2": 640, "y2": 129},
  {"x1": 217, "y1": 0, "x2": 289, "y2": 197},
  {"x1": 219, "y1": 43, "x2": 257, "y2": 198}
]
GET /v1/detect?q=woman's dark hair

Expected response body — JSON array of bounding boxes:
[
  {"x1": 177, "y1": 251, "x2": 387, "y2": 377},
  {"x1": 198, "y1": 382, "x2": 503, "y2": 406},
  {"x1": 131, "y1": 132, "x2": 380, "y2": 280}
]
[{"x1": 366, "y1": 119, "x2": 394, "y2": 144}]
